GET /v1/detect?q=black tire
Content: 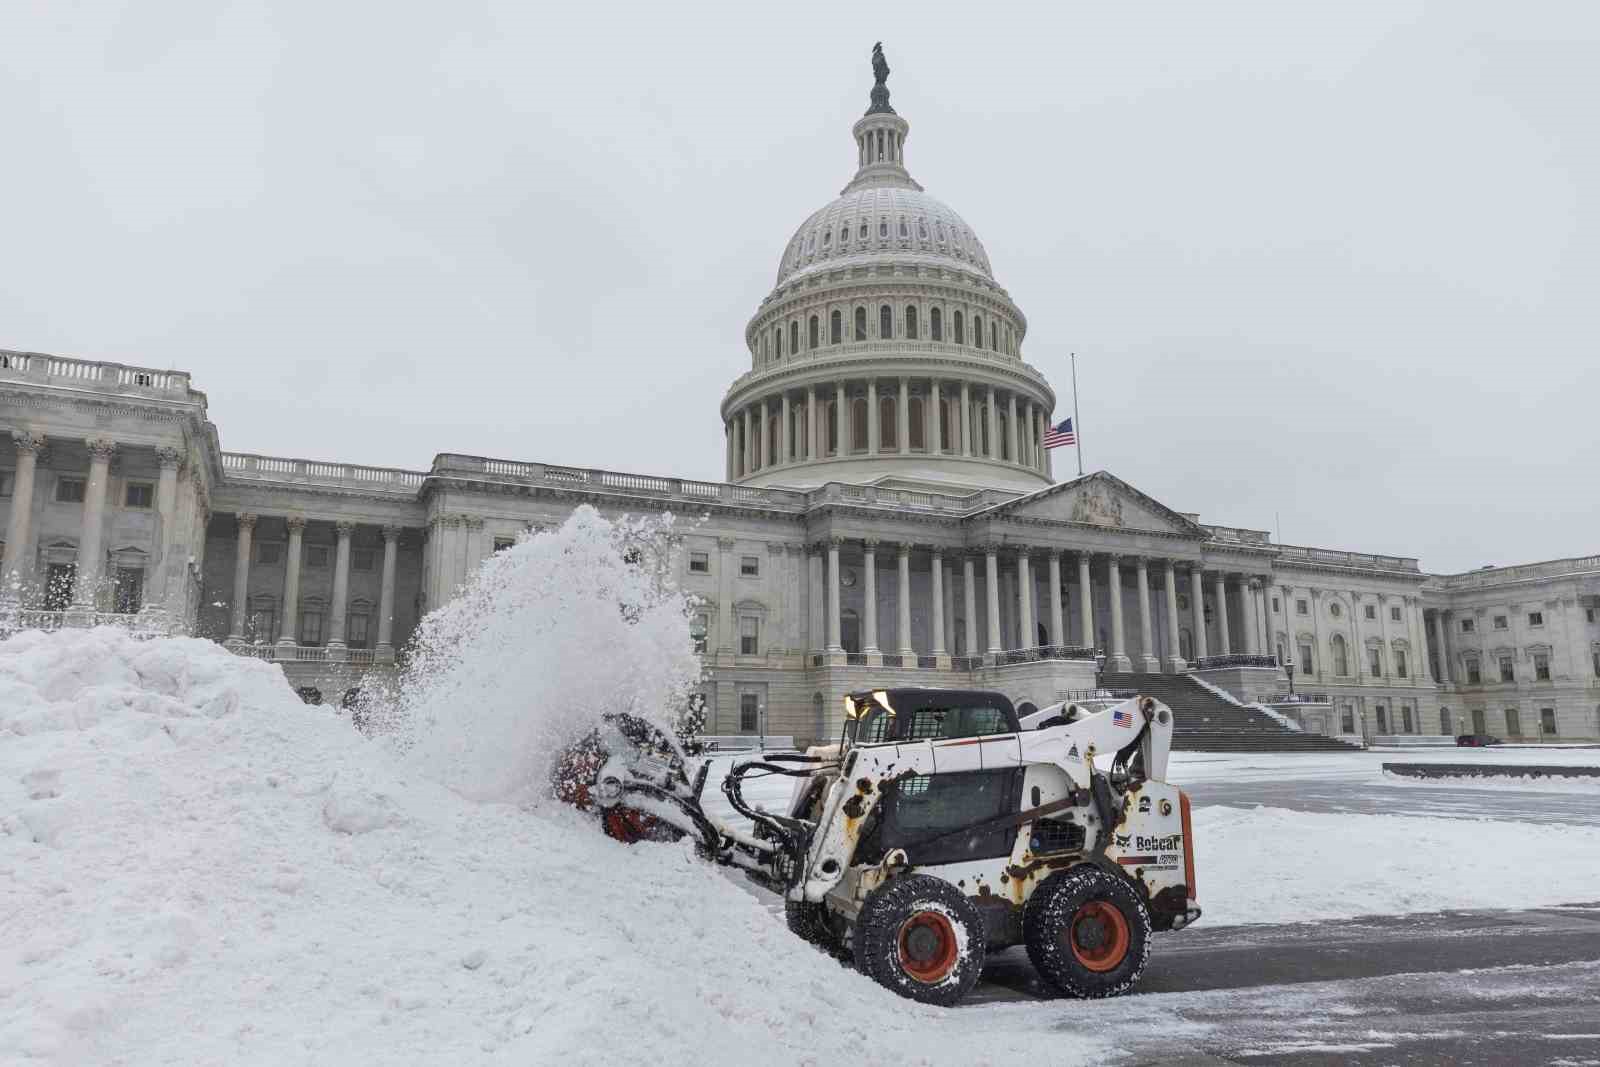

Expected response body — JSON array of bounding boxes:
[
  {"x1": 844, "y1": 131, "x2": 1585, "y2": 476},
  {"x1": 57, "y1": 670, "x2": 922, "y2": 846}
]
[
  {"x1": 1023, "y1": 865, "x2": 1151, "y2": 998},
  {"x1": 853, "y1": 875, "x2": 986, "y2": 1006},
  {"x1": 785, "y1": 900, "x2": 845, "y2": 957}
]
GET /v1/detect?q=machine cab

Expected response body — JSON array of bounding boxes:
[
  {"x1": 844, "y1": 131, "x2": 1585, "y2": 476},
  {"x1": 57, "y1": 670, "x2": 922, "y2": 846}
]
[{"x1": 844, "y1": 689, "x2": 1020, "y2": 748}]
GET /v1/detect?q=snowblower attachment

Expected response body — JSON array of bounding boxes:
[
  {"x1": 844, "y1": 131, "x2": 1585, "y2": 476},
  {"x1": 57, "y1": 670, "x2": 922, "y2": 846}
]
[{"x1": 554, "y1": 690, "x2": 1200, "y2": 1004}]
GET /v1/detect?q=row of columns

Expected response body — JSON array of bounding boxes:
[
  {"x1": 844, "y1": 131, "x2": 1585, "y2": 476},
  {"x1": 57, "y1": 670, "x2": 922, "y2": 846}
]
[
  {"x1": 2, "y1": 431, "x2": 184, "y2": 609},
  {"x1": 726, "y1": 379, "x2": 1052, "y2": 480},
  {"x1": 814, "y1": 536, "x2": 1271, "y2": 671},
  {"x1": 225, "y1": 513, "x2": 400, "y2": 655}
]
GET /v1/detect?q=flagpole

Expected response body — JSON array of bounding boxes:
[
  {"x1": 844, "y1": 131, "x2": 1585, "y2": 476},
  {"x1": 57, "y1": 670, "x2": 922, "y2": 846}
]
[{"x1": 1071, "y1": 352, "x2": 1084, "y2": 477}]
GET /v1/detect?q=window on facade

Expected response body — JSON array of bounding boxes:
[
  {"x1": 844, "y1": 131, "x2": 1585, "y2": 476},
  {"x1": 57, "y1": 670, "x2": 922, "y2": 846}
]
[
  {"x1": 1499, "y1": 655, "x2": 1514, "y2": 682},
  {"x1": 1395, "y1": 649, "x2": 1408, "y2": 678},
  {"x1": 1466, "y1": 657, "x2": 1481, "y2": 685},
  {"x1": 1390, "y1": 606, "x2": 1402, "y2": 622},
  {"x1": 908, "y1": 397, "x2": 925, "y2": 450},
  {"x1": 1440, "y1": 708, "x2": 1453, "y2": 735},
  {"x1": 879, "y1": 304, "x2": 892, "y2": 339},
  {"x1": 491, "y1": 538, "x2": 514, "y2": 555},
  {"x1": 1401, "y1": 706, "x2": 1414, "y2": 733},
  {"x1": 1534, "y1": 653, "x2": 1550, "y2": 681},
  {"x1": 1298, "y1": 642, "x2": 1313, "y2": 674},
  {"x1": 353, "y1": 547, "x2": 377, "y2": 570},
  {"x1": 1505, "y1": 708, "x2": 1521, "y2": 735},
  {"x1": 1461, "y1": 618, "x2": 1475, "y2": 633},
  {"x1": 42, "y1": 563, "x2": 74, "y2": 611},
  {"x1": 830, "y1": 310, "x2": 842, "y2": 344},
  {"x1": 1368, "y1": 647, "x2": 1383, "y2": 676},
  {"x1": 0, "y1": 471, "x2": 12, "y2": 498},
  {"x1": 879, "y1": 218, "x2": 888, "y2": 238},
  {"x1": 1296, "y1": 599, "x2": 1309, "y2": 616},
  {"x1": 879, "y1": 395, "x2": 895, "y2": 446},
  {"x1": 953, "y1": 310, "x2": 965, "y2": 344},
  {"x1": 1330, "y1": 602, "x2": 1342, "y2": 618},
  {"x1": 1376, "y1": 707, "x2": 1388, "y2": 733},
  {"x1": 739, "y1": 616, "x2": 759, "y2": 656},
  {"x1": 347, "y1": 611, "x2": 371, "y2": 649},
  {"x1": 1540, "y1": 707, "x2": 1557, "y2": 735},
  {"x1": 306, "y1": 546, "x2": 330, "y2": 568},
  {"x1": 300, "y1": 608, "x2": 324, "y2": 647},
  {"x1": 1332, "y1": 634, "x2": 1349, "y2": 675},
  {"x1": 248, "y1": 604, "x2": 276, "y2": 644},
  {"x1": 852, "y1": 398, "x2": 868, "y2": 451},
  {"x1": 1528, "y1": 611, "x2": 1544, "y2": 627},
  {"x1": 774, "y1": 327, "x2": 782, "y2": 359},
  {"x1": 789, "y1": 321, "x2": 799, "y2": 354},
  {"x1": 124, "y1": 482, "x2": 154, "y2": 508},
  {"x1": 740, "y1": 555, "x2": 759, "y2": 577},
  {"x1": 1364, "y1": 604, "x2": 1376, "y2": 620},
  {"x1": 56, "y1": 477, "x2": 86, "y2": 503},
  {"x1": 859, "y1": 221, "x2": 868, "y2": 240},
  {"x1": 905, "y1": 306, "x2": 918, "y2": 339},
  {"x1": 1272, "y1": 597, "x2": 1280, "y2": 613},
  {"x1": 1341, "y1": 710, "x2": 1355, "y2": 734},
  {"x1": 740, "y1": 692, "x2": 759, "y2": 732},
  {"x1": 854, "y1": 306, "x2": 867, "y2": 341},
  {"x1": 972, "y1": 315, "x2": 983, "y2": 348},
  {"x1": 257, "y1": 542, "x2": 283, "y2": 565},
  {"x1": 808, "y1": 316, "x2": 819, "y2": 349},
  {"x1": 113, "y1": 568, "x2": 143, "y2": 614},
  {"x1": 691, "y1": 614, "x2": 708, "y2": 654},
  {"x1": 1588, "y1": 608, "x2": 1596, "y2": 623},
  {"x1": 930, "y1": 306, "x2": 943, "y2": 341},
  {"x1": 1471, "y1": 708, "x2": 1486, "y2": 733},
  {"x1": 1493, "y1": 615, "x2": 1507, "y2": 630},
  {"x1": 689, "y1": 551, "x2": 709, "y2": 574},
  {"x1": 1594, "y1": 649, "x2": 1600, "y2": 677}
]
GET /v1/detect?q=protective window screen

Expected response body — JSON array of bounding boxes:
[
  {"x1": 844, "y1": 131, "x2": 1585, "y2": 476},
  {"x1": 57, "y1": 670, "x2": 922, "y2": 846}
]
[
  {"x1": 879, "y1": 768, "x2": 1021, "y2": 866},
  {"x1": 859, "y1": 710, "x2": 893, "y2": 744},
  {"x1": 905, "y1": 705, "x2": 1009, "y2": 740}
]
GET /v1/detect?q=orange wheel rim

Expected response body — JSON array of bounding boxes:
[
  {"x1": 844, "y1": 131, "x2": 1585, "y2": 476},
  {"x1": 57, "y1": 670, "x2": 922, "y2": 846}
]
[
  {"x1": 1066, "y1": 900, "x2": 1130, "y2": 973},
  {"x1": 603, "y1": 807, "x2": 653, "y2": 844},
  {"x1": 897, "y1": 911, "x2": 960, "y2": 983}
]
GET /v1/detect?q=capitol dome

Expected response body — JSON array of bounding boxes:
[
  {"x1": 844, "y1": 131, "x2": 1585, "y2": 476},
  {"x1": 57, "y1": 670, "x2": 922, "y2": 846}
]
[
  {"x1": 720, "y1": 47, "x2": 1057, "y2": 495},
  {"x1": 775, "y1": 185, "x2": 995, "y2": 287}
]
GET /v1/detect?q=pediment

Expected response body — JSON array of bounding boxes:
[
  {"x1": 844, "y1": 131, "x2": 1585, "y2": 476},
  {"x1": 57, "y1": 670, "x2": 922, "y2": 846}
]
[{"x1": 979, "y1": 472, "x2": 1204, "y2": 537}]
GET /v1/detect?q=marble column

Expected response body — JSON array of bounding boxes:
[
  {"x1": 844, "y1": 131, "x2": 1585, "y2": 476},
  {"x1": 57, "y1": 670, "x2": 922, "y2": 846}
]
[
  {"x1": 1135, "y1": 556, "x2": 1159, "y2": 671},
  {"x1": 780, "y1": 392, "x2": 791, "y2": 465},
  {"x1": 1213, "y1": 573, "x2": 1232, "y2": 656},
  {"x1": 1047, "y1": 551, "x2": 1064, "y2": 647},
  {"x1": 928, "y1": 381, "x2": 942, "y2": 453},
  {"x1": 896, "y1": 542, "x2": 913, "y2": 658},
  {"x1": 1020, "y1": 401, "x2": 1032, "y2": 468},
  {"x1": 1431, "y1": 609, "x2": 1450, "y2": 684},
  {"x1": 930, "y1": 548, "x2": 948, "y2": 662},
  {"x1": 1006, "y1": 394, "x2": 1020, "y2": 463},
  {"x1": 376, "y1": 524, "x2": 399, "y2": 658},
  {"x1": 808, "y1": 386, "x2": 819, "y2": 461},
  {"x1": 278, "y1": 516, "x2": 305, "y2": 646},
  {"x1": 962, "y1": 554, "x2": 978, "y2": 661},
  {"x1": 1242, "y1": 578, "x2": 1260, "y2": 655},
  {"x1": 1076, "y1": 552, "x2": 1094, "y2": 649},
  {"x1": 3, "y1": 431, "x2": 45, "y2": 591},
  {"x1": 986, "y1": 388, "x2": 999, "y2": 459},
  {"x1": 1106, "y1": 555, "x2": 1130, "y2": 670},
  {"x1": 327, "y1": 521, "x2": 354, "y2": 649},
  {"x1": 153, "y1": 446, "x2": 182, "y2": 607},
  {"x1": 826, "y1": 538, "x2": 843, "y2": 653},
  {"x1": 862, "y1": 540, "x2": 881, "y2": 660},
  {"x1": 227, "y1": 513, "x2": 256, "y2": 642},
  {"x1": 742, "y1": 408, "x2": 753, "y2": 476},
  {"x1": 867, "y1": 381, "x2": 880, "y2": 455},
  {"x1": 1163, "y1": 560, "x2": 1186, "y2": 672},
  {"x1": 1190, "y1": 568, "x2": 1209, "y2": 662},
  {"x1": 959, "y1": 382, "x2": 972, "y2": 456},
  {"x1": 897, "y1": 379, "x2": 910, "y2": 453},
  {"x1": 73, "y1": 437, "x2": 117, "y2": 608},
  {"x1": 1016, "y1": 549, "x2": 1035, "y2": 649},
  {"x1": 984, "y1": 547, "x2": 1002, "y2": 659},
  {"x1": 756, "y1": 403, "x2": 767, "y2": 470},
  {"x1": 725, "y1": 421, "x2": 734, "y2": 480}
]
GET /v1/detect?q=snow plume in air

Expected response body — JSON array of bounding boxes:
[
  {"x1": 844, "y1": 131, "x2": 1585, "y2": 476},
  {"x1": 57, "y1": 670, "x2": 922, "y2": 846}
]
[{"x1": 390, "y1": 505, "x2": 703, "y2": 802}]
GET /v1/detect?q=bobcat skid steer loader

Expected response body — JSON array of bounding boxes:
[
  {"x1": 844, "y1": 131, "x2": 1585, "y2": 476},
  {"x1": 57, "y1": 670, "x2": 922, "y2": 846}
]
[{"x1": 556, "y1": 689, "x2": 1199, "y2": 1006}]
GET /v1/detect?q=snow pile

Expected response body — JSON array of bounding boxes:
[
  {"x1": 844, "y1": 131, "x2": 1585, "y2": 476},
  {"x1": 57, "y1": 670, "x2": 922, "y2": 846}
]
[
  {"x1": 1191, "y1": 805, "x2": 1600, "y2": 925},
  {"x1": 1381, "y1": 770, "x2": 1600, "y2": 795},
  {"x1": 0, "y1": 513, "x2": 1109, "y2": 1066}
]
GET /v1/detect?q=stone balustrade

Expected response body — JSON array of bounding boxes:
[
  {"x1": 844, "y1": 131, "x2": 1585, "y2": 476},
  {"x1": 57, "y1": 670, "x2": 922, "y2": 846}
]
[
  {"x1": 1431, "y1": 554, "x2": 1600, "y2": 590},
  {"x1": 1275, "y1": 543, "x2": 1420, "y2": 573},
  {"x1": 222, "y1": 452, "x2": 425, "y2": 493},
  {"x1": 1193, "y1": 653, "x2": 1281, "y2": 670},
  {"x1": 0, "y1": 350, "x2": 195, "y2": 397}
]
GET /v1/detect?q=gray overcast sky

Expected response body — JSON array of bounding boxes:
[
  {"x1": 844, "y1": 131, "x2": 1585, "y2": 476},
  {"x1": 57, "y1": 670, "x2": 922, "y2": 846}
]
[{"x1": 2, "y1": 1, "x2": 1595, "y2": 574}]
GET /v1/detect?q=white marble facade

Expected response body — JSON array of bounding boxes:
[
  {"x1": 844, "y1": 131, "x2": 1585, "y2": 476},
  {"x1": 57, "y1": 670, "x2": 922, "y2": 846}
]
[{"x1": 2, "y1": 70, "x2": 1596, "y2": 742}]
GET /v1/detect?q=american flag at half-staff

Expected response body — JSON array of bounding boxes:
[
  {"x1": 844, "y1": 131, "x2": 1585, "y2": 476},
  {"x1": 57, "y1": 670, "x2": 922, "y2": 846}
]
[{"x1": 1042, "y1": 417, "x2": 1076, "y2": 449}]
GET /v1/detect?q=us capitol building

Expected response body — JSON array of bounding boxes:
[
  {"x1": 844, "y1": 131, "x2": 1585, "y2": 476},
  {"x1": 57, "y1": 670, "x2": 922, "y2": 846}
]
[{"x1": 2, "y1": 54, "x2": 1597, "y2": 746}]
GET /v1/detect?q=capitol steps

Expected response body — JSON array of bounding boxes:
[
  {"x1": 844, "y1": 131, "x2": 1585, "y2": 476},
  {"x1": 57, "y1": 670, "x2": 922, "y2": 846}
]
[{"x1": 1096, "y1": 672, "x2": 1362, "y2": 753}]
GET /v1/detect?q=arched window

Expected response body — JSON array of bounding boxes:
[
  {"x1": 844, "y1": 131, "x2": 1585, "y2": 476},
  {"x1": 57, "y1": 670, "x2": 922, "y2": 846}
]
[
  {"x1": 879, "y1": 218, "x2": 888, "y2": 238},
  {"x1": 1332, "y1": 634, "x2": 1349, "y2": 676},
  {"x1": 851, "y1": 397, "x2": 869, "y2": 451},
  {"x1": 855, "y1": 306, "x2": 867, "y2": 341},
  {"x1": 879, "y1": 304, "x2": 892, "y2": 339},
  {"x1": 972, "y1": 314, "x2": 983, "y2": 348},
  {"x1": 808, "y1": 315, "x2": 819, "y2": 349},
  {"x1": 821, "y1": 229, "x2": 831, "y2": 248},
  {"x1": 775, "y1": 328, "x2": 783, "y2": 359},
  {"x1": 953, "y1": 310, "x2": 965, "y2": 345},
  {"x1": 905, "y1": 306, "x2": 918, "y2": 339},
  {"x1": 898, "y1": 218, "x2": 909, "y2": 238},
  {"x1": 990, "y1": 321, "x2": 998, "y2": 350},
  {"x1": 930, "y1": 307, "x2": 943, "y2": 341},
  {"x1": 859, "y1": 221, "x2": 868, "y2": 241},
  {"x1": 830, "y1": 310, "x2": 842, "y2": 345},
  {"x1": 908, "y1": 396, "x2": 925, "y2": 449},
  {"x1": 789, "y1": 321, "x2": 799, "y2": 354},
  {"x1": 879, "y1": 395, "x2": 895, "y2": 446}
]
